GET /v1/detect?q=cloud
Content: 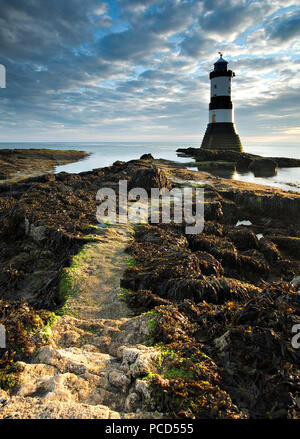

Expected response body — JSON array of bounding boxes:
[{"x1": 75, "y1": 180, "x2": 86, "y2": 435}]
[
  {"x1": 97, "y1": 27, "x2": 171, "y2": 61},
  {"x1": 199, "y1": 0, "x2": 276, "y2": 39},
  {"x1": 266, "y1": 10, "x2": 300, "y2": 42},
  {"x1": 0, "y1": 0, "x2": 299, "y2": 142},
  {"x1": 94, "y1": 3, "x2": 109, "y2": 15},
  {"x1": 180, "y1": 29, "x2": 216, "y2": 58},
  {"x1": 0, "y1": 0, "x2": 103, "y2": 61}
]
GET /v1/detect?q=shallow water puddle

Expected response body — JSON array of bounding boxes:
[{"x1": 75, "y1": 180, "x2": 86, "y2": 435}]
[{"x1": 235, "y1": 220, "x2": 252, "y2": 226}]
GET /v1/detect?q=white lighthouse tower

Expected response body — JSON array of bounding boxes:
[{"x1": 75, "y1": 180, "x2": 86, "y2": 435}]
[{"x1": 201, "y1": 53, "x2": 243, "y2": 151}]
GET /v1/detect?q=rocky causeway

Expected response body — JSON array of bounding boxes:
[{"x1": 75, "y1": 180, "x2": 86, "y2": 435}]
[{"x1": 0, "y1": 149, "x2": 299, "y2": 419}]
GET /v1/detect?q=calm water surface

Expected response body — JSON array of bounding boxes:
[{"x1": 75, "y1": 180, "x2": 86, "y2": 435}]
[{"x1": 0, "y1": 141, "x2": 299, "y2": 192}]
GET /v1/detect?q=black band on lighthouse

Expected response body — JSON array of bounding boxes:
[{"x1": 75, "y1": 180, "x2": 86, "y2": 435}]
[
  {"x1": 210, "y1": 70, "x2": 235, "y2": 79},
  {"x1": 209, "y1": 96, "x2": 233, "y2": 110}
]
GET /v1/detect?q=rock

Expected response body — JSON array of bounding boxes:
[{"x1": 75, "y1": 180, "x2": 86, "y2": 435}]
[
  {"x1": 129, "y1": 350, "x2": 159, "y2": 378},
  {"x1": 236, "y1": 156, "x2": 253, "y2": 171},
  {"x1": 120, "y1": 347, "x2": 159, "y2": 378},
  {"x1": 34, "y1": 345, "x2": 61, "y2": 366},
  {"x1": 125, "y1": 392, "x2": 141, "y2": 412},
  {"x1": 249, "y1": 158, "x2": 277, "y2": 176},
  {"x1": 82, "y1": 344, "x2": 99, "y2": 352},
  {"x1": 108, "y1": 314, "x2": 156, "y2": 355},
  {"x1": 59, "y1": 330, "x2": 81, "y2": 347},
  {"x1": 135, "y1": 379, "x2": 151, "y2": 401},
  {"x1": 0, "y1": 397, "x2": 121, "y2": 419},
  {"x1": 108, "y1": 370, "x2": 131, "y2": 392},
  {"x1": 129, "y1": 167, "x2": 172, "y2": 194},
  {"x1": 0, "y1": 389, "x2": 8, "y2": 405},
  {"x1": 113, "y1": 160, "x2": 126, "y2": 167},
  {"x1": 121, "y1": 347, "x2": 140, "y2": 368},
  {"x1": 140, "y1": 154, "x2": 154, "y2": 161}
]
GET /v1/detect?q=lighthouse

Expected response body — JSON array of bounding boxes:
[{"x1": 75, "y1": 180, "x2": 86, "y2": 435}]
[{"x1": 201, "y1": 53, "x2": 243, "y2": 151}]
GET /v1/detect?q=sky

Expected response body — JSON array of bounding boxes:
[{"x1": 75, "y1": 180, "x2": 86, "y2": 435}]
[{"x1": 0, "y1": 0, "x2": 299, "y2": 144}]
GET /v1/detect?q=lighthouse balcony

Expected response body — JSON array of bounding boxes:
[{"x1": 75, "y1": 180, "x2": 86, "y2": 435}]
[{"x1": 210, "y1": 70, "x2": 235, "y2": 79}]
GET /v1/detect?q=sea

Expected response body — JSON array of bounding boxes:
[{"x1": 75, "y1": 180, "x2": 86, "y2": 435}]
[{"x1": 0, "y1": 141, "x2": 299, "y2": 192}]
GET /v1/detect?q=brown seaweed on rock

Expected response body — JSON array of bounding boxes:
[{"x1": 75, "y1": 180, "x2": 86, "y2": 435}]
[
  {"x1": 147, "y1": 304, "x2": 245, "y2": 418},
  {"x1": 122, "y1": 207, "x2": 300, "y2": 418},
  {"x1": 163, "y1": 276, "x2": 261, "y2": 304},
  {"x1": 187, "y1": 233, "x2": 239, "y2": 266},
  {"x1": 142, "y1": 282, "x2": 300, "y2": 418},
  {"x1": 0, "y1": 300, "x2": 53, "y2": 389},
  {"x1": 225, "y1": 228, "x2": 259, "y2": 251}
]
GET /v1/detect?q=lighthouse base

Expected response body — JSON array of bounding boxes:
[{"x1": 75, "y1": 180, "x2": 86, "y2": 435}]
[{"x1": 201, "y1": 123, "x2": 243, "y2": 152}]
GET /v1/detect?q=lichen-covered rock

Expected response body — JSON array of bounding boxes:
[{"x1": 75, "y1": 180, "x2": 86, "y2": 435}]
[
  {"x1": 125, "y1": 392, "x2": 141, "y2": 412},
  {"x1": 108, "y1": 370, "x2": 131, "y2": 392}
]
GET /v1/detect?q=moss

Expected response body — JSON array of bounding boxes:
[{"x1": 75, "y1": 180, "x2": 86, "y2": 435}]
[
  {"x1": 157, "y1": 347, "x2": 177, "y2": 366},
  {"x1": 126, "y1": 256, "x2": 136, "y2": 267},
  {"x1": 118, "y1": 288, "x2": 131, "y2": 302},
  {"x1": 165, "y1": 366, "x2": 195, "y2": 380},
  {"x1": 40, "y1": 313, "x2": 57, "y2": 341},
  {"x1": 140, "y1": 310, "x2": 159, "y2": 346},
  {"x1": 56, "y1": 245, "x2": 91, "y2": 312},
  {"x1": 145, "y1": 372, "x2": 159, "y2": 381}
]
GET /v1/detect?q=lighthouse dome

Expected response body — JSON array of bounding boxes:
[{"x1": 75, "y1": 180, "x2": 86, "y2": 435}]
[{"x1": 214, "y1": 54, "x2": 228, "y2": 71}]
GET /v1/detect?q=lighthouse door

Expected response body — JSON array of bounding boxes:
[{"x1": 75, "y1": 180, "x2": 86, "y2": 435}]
[{"x1": 212, "y1": 114, "x2": 216, "y2": 123}]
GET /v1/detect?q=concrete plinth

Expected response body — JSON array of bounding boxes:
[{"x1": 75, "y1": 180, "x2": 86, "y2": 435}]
[{"x1": 201, "y1": 123, "x2": 243, "y2": 152}]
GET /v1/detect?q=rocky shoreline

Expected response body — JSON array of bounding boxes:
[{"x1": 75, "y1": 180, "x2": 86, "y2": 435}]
[
  {"x1": 0, "y1": 150, "x2": 299, "y2": 418},
  {"x1": 0, "y1": 149, "x2": 89, "y2": 183},
  {"x1": 177, "y1": 147, "x2": 300, "y2": 178}
]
